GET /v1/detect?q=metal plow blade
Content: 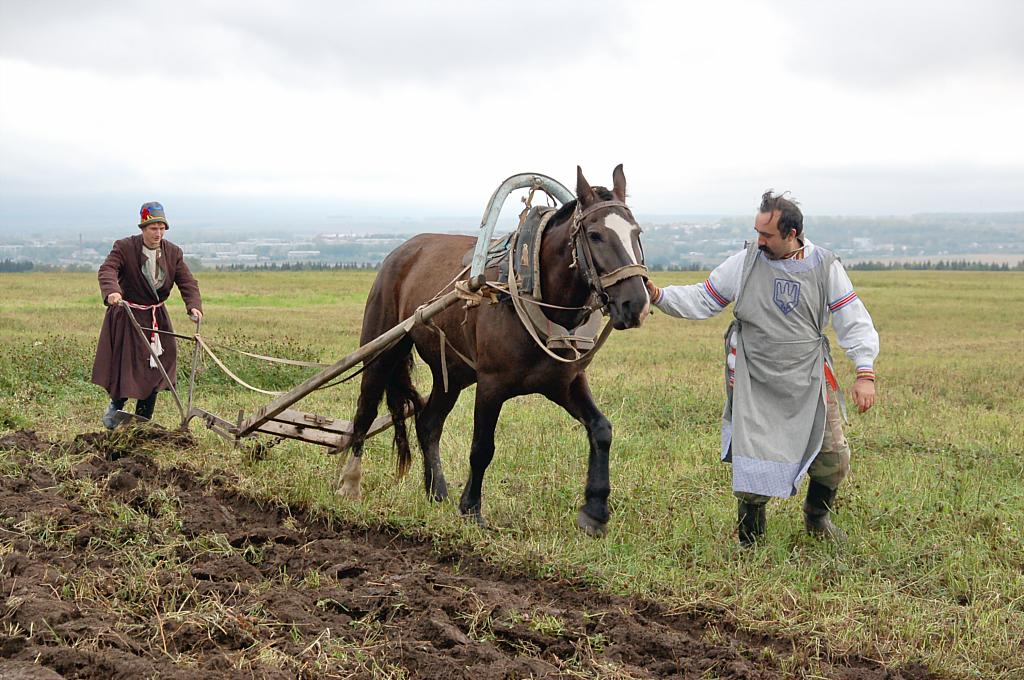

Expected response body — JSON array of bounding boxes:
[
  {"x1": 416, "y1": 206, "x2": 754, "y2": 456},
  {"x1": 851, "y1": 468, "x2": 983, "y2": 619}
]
[{"x1": 111, "y1": 410, "x2": 150, "y2": 428}]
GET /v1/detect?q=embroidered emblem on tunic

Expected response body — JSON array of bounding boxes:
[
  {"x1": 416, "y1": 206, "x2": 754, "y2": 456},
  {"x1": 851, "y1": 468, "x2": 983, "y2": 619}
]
[{"x1": 773, "y1": 278, "x2": 801, "y2": 315}]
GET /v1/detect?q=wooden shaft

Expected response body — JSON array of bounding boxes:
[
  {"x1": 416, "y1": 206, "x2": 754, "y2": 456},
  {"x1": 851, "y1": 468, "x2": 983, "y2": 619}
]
[
  {"x1": 235, "y1": 290, "x2": 461, "y2": 437},
  {"x1": 185, "y1": 317, "x2": 202, "y2": 422}
]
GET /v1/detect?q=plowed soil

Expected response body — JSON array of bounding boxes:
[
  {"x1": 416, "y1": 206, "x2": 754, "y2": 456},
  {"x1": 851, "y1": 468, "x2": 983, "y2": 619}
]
[{"x1": 0, "y1": 428, "x2": 941, "y2": 679}]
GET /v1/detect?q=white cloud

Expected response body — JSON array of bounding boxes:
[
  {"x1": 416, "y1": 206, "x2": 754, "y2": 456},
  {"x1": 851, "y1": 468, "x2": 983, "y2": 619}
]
[
  {"x1": 1, "y1": 0, "x2": 1022, "y2": 231},
  {"x1": 778, "y1": 0, "x2": 1024, "y2": 90}
]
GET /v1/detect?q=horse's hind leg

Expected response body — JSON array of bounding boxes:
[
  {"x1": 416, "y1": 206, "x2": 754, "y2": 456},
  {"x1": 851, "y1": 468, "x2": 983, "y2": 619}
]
[
  {"x1": 415, "y1": 377, "x2": 461, "y2": 502},
  {"x1": 338, "y1": 337, "x2": 414, "y2": 500},
  {"x1": 458, "y1": 378, "x2": 507, "y2": 527}
]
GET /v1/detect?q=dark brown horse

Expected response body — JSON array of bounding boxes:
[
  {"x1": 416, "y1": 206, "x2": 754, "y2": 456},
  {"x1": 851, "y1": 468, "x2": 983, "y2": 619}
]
[{"x1": 338, "y1": 166, "x2": 649, "y2": 536}]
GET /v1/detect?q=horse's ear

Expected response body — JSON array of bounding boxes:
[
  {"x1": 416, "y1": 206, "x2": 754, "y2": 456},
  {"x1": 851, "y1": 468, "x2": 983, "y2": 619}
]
[
  {"x1": 612, "y1": 164, "x2": 626, "y2": 203},
  {"x1": 576, "y1": 166, "x2": 596, "y2": 207}
]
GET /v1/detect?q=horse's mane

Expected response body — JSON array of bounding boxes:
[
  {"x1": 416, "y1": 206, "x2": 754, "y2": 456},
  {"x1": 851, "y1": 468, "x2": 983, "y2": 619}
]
[{"x1": 550, "y1": 187, "x2": 615, "y2": 225}]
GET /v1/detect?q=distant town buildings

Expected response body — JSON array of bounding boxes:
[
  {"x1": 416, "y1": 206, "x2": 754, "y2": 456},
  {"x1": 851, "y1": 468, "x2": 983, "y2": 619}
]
[{"x1": 1, "y1": 214, "x2": 1022, "y2": 270}]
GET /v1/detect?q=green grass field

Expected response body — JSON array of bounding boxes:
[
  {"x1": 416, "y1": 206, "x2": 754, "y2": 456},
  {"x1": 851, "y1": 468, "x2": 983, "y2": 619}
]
[{"x1": 1, "y1": 269, "x2": 1022, "y2": 678}]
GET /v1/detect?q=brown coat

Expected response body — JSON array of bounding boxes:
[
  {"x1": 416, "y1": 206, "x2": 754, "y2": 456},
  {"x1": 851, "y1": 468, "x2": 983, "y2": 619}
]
[{"x1": 92, "y1": 235, "x2": 202, "y2": 400}]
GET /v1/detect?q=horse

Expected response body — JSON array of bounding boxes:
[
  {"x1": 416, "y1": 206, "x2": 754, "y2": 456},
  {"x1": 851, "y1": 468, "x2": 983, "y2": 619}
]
[{"x1": 337, "y1": 165, "x2": 650, "y2": 536}]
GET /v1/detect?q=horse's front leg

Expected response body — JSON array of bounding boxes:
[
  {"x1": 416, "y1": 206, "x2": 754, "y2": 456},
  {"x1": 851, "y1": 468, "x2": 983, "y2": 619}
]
[
  {"x1": 555, "y1": 373, "x2": 612, "y2": 537},
  {"x1": 458, "y1": 379, "x2": 506, "y2": 528}
]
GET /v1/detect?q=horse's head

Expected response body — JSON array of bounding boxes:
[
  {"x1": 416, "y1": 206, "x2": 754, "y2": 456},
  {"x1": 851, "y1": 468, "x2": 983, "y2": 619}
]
[{"x1": 573, "y1": 165, "x2": 650, "y2": 330}]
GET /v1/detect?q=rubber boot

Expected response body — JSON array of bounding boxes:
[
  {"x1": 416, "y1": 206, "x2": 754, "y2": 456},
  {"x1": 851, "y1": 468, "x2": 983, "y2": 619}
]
[
  {"x1": 737, "y1": 500, "x2": 766, "y2": 547},
  {"x1": 135, "y1": 391, "x2": 158, "y2": 420},
  {"x1": 103, "y1": 399, "x2": 126, "y2": 429},
  {"x1": 804, "y1": 480, "x2": 848, "y2": 543}
]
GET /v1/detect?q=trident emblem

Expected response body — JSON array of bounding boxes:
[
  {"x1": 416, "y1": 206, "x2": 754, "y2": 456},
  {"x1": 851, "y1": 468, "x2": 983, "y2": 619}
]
[{"x1": 773, "y1": 278, "x2": 801, "y2": 315}]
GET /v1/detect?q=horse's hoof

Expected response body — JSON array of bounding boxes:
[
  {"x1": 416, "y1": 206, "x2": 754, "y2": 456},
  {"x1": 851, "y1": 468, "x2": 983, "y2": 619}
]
[
  {"x1": 337, "y1": 482, "x2": 362, "y2": 501},
  {"x1": 337, "y1": 456, "x2": 363, "y2": 501},
  {"x1": 576, "y1": 510, "x2": 608, "y2": 537},
  {"x1": 428, "y1": 479, "x2": 449, "y2": 503},
  {"x1": 460, "y1": 510, "x2": 488, "y2": 529}
]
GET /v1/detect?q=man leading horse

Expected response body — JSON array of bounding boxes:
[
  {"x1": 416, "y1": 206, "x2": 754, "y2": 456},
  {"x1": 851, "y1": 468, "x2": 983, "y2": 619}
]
[{"x1": 647, "y1": 190, "x2": 879, "y2": 546}]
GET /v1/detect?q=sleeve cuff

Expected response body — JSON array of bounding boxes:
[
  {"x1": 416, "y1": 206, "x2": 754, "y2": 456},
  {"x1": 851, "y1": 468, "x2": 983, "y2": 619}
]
[{"x1": 855, "y1": 367, "x2": 876, "y2": 381}]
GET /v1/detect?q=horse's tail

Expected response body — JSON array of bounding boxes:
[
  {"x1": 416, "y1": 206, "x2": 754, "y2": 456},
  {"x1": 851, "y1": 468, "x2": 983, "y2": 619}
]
[{"x1": 384, "y1": 344, "x2": 422, "y2": 479}]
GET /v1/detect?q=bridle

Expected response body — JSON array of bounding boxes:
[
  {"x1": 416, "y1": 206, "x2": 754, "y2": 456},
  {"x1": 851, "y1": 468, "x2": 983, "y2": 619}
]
[{"x1": 570, "y1": 199, "x2": 649, "y2": 306}]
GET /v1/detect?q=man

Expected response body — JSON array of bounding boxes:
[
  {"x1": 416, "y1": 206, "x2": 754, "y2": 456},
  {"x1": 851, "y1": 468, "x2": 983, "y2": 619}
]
[
  {"x1": 92, "y1": 202, "x2": 203, "y2": 428},
  {"x1": 646, "y1": 191, "x2": 878, "y2": 546}
]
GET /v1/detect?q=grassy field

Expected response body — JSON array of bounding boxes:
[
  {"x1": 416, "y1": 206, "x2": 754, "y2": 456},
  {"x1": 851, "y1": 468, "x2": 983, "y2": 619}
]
[{"x1": 1, "y1": 269, "x2": 1022, "y2": 678}]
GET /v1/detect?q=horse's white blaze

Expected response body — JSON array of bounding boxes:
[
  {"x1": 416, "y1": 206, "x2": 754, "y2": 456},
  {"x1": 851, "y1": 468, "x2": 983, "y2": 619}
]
[
  {"x1": 603, "y1": 212, "x2": 651, "y2": 318},
  {"x1": 603, "y1": 213, "x2": 640, "y2": 265}
]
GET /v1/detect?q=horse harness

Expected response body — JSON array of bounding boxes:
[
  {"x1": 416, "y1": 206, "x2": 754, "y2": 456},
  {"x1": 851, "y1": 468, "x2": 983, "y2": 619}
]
[
  {"x1": 429, "y1": 199, "x2": 648, "y2": 384},
  {"x1": 503, "y1": 200, "x2": 648, "y2": 363}
]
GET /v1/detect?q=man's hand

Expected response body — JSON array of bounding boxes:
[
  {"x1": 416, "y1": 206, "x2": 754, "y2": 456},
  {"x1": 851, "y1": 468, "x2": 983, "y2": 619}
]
[
  {"x1": 106, "y1": 292, "x2": 123, "y2": 306},
  {"x1": 645, "y1": 279, "x2": 661, "y2": 303},
  {"x1": 189, "y1": 308, "x2": 203, "y2": 322},
  {"x1": 852, "y1": 378, "x2": 876, "y2": 413}
]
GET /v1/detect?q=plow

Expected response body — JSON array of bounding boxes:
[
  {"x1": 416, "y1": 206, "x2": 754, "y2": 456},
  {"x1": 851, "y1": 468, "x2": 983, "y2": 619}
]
[{"x1": 114, "y1": 172, "x2": 576, "y2": 451}]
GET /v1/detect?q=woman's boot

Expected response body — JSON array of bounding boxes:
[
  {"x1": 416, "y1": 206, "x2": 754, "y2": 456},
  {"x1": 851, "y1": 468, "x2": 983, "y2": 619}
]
[
  {"x1": 135, "y1": 391, "x2": 158, "y2": 420},
  {"x1": 102, "y1": 398, "x2": 126, "y2": 429}
]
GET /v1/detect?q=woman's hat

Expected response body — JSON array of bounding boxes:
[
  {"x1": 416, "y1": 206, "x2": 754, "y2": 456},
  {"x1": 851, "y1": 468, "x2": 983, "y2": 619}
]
[{"x1": 139, "y1": 202, "x2": 168, "y2": 228}]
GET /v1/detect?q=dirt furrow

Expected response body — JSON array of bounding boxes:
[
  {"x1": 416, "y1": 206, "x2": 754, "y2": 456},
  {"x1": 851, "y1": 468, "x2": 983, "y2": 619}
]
[{"x1": 0, "y1": 429, "x2": 940, "y2": 679}]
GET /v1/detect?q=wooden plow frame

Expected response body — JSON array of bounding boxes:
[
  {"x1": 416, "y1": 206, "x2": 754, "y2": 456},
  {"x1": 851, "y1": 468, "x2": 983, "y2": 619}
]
[{"x1": 121, "y1": 173, "x2": 574, "y2": 451}]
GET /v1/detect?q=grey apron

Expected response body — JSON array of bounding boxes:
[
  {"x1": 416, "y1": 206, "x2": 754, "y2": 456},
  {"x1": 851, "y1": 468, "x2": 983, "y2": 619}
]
[{"x1": 721, "y1": 243, "x2": 836, "y2": 498}]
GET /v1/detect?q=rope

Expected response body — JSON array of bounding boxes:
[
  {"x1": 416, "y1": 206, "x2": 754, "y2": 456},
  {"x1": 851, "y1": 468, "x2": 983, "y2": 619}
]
[
  {"x1": 204, "y1": 343, "x2": 330, "y2": 368},
  {"x1": 138, "y1": 309, "x2": 412, "y2": 397},
  {"x1": 196, "y1": 331, "x2": 400, "y2": 396},
  {"x1": 139, "y1": 326, "x2": 329, "y2": 368},
  {"x1": 194, "y1": 335, "x2": 285, "y2": 396},
  {"x1": 125, "y1": 300, "x2": 164, "y2": 344}
]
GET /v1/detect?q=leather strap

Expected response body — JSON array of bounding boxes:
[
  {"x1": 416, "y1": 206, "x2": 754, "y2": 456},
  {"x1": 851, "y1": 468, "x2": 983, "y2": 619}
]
[{"x1": 508, "y1": 252, "x2": 612, "y2": 364}]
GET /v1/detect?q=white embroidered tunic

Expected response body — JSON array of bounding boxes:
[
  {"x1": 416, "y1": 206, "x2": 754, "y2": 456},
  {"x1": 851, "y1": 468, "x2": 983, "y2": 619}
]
[{"x1": 653, "y1": 240, "x2": 879, "y2": 379}]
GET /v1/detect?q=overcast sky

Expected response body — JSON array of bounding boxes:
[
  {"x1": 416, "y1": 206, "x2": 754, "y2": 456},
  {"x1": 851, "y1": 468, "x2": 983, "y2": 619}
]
[{"x1": 1, "y1": 0, "x2": 1022, "y2": 234}]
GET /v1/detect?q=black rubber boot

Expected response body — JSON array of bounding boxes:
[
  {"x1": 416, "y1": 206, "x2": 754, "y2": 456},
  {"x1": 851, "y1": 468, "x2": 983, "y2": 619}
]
[
  {"x1": 102, "y1": 399, "x2": 126, "y2": 429},
  {"x1": 737, "y1": 500, "x2": 766, "y2": 547},
  {"x1": 804, "y1": 480, "x2": 848, "y2": 543},
  {"x1": 135, "y1": 392, "x2": 158, "y2": 420}
]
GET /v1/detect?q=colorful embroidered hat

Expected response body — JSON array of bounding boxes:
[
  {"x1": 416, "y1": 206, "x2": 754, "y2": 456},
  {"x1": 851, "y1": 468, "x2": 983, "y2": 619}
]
[{"x1": 138, "y1": 202, "x2": 168, "y2": 228}]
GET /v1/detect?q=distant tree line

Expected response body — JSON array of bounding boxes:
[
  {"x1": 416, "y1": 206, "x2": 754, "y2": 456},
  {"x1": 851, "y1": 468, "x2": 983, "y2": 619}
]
[
  {"x1": 0, "y1": 259, "x2": 33, "y2": 272},
  {"x1": 647, "y1": 262, "x2": 708, "y2": 272},
  {"x1": 214, "y1": 261, "x2": 381, "y2": 271},
  {"x1": 846, "y1": 260, "x2": 1024, "y2": 271},
  {"x1": 0, "y1": 260, "x2": 95, "y2": 273},
  {"x1": 3, "y1": 257, "x2": 1022, "y2": 274}
]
